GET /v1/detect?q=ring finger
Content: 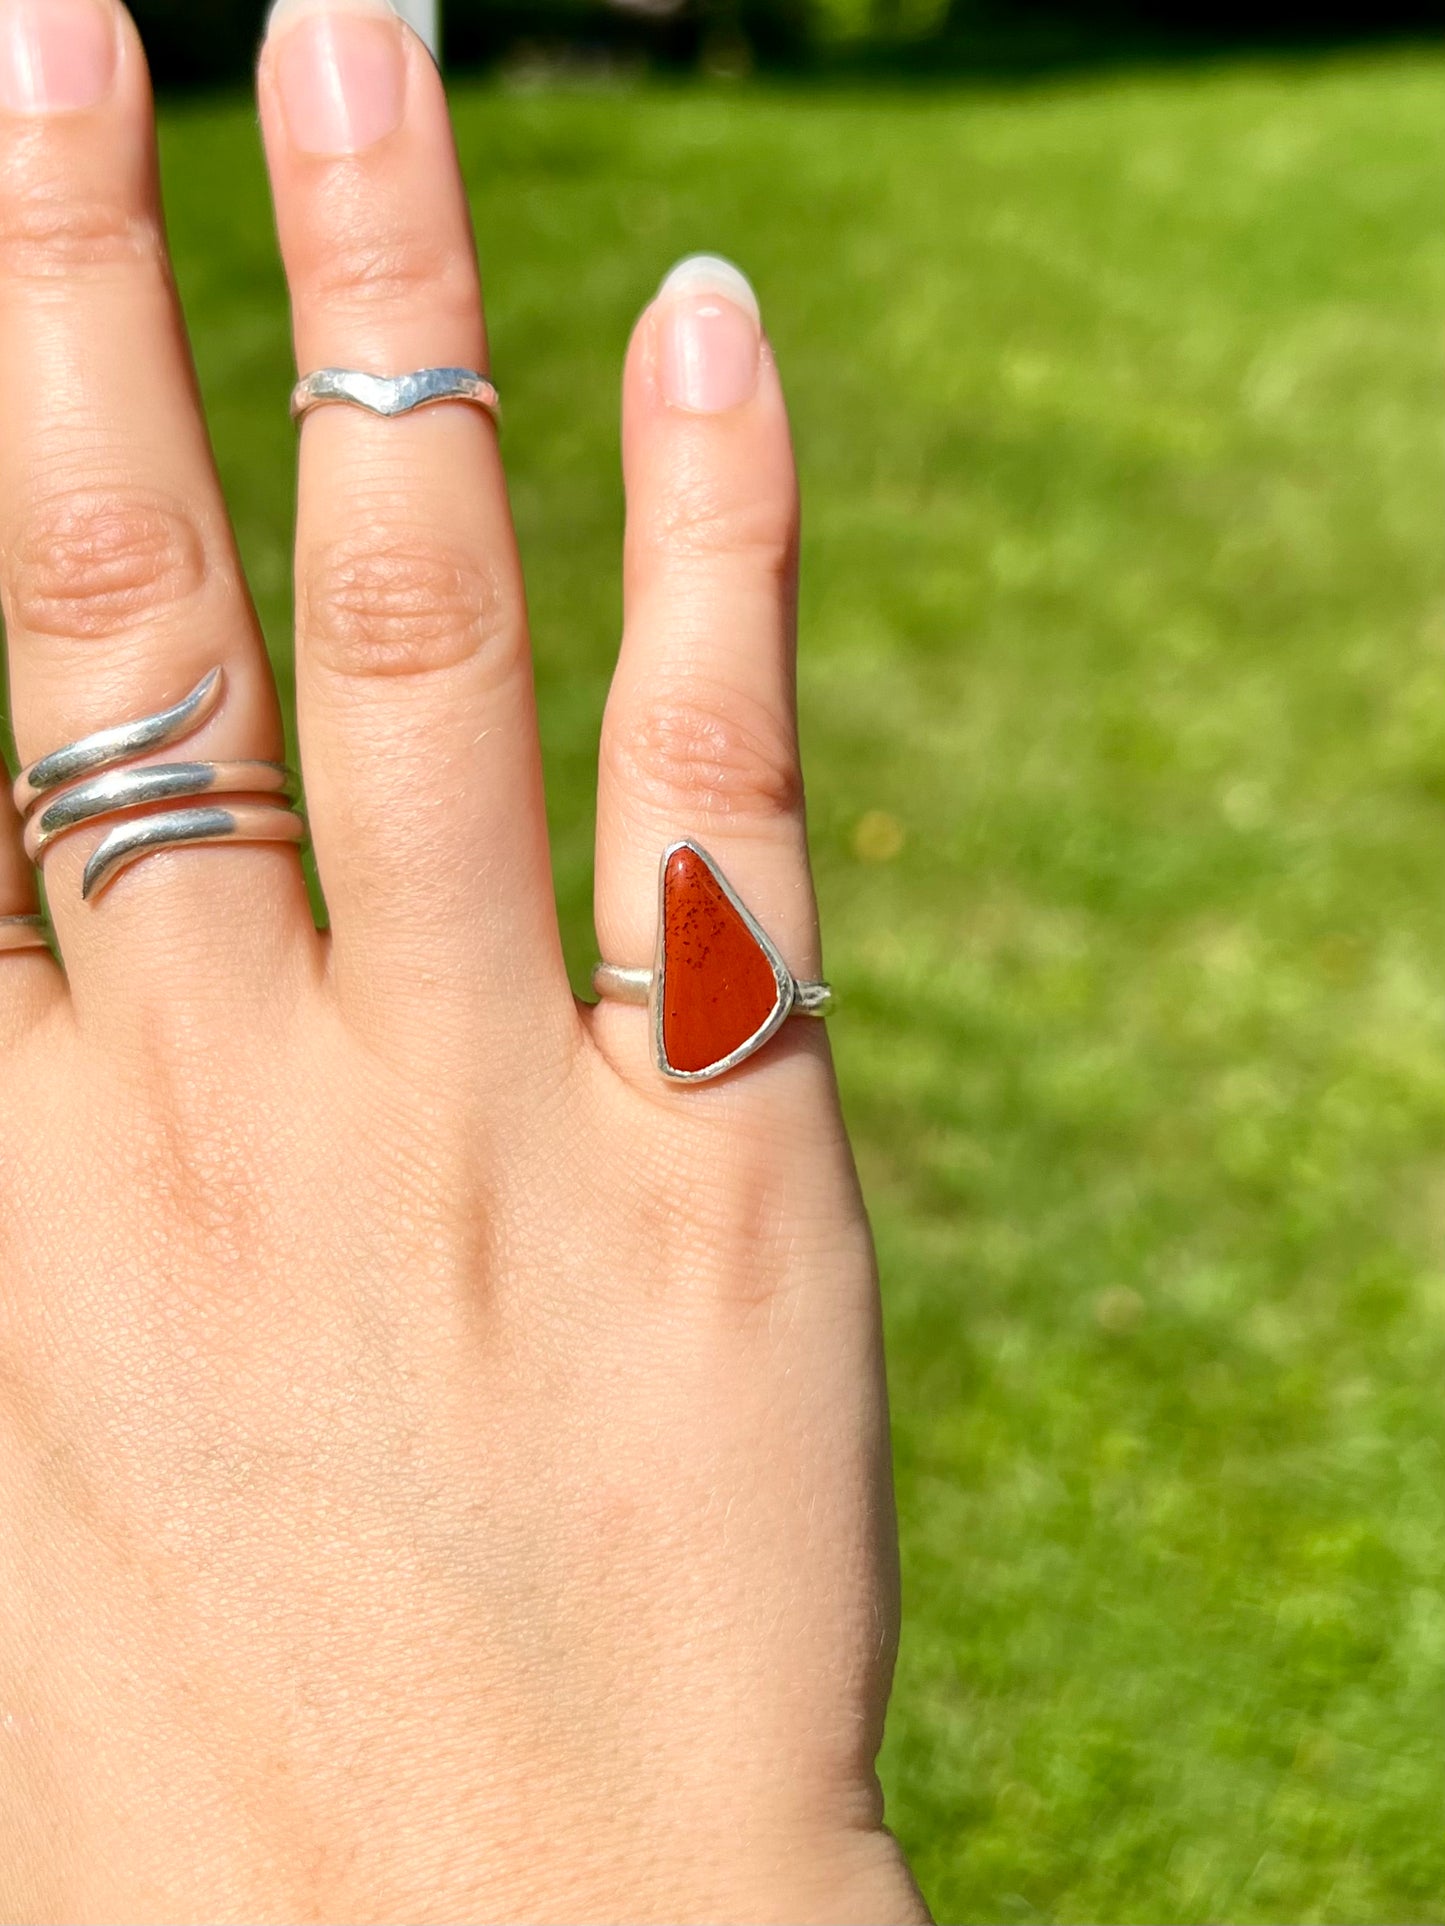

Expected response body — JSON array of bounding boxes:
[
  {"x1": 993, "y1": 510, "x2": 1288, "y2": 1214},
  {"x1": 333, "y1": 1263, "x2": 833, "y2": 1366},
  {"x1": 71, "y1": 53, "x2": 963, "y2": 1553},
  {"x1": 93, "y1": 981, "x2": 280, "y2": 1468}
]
[
  {"x1": 0, "y1": 782, "x2": 58, "y2": 1041},
  {"x1": 592, "y1": 256, "x2": 824, "y2": 1100},
  {"x1": 0, "y1": 0, "x2": 311, "y2": 1029}
]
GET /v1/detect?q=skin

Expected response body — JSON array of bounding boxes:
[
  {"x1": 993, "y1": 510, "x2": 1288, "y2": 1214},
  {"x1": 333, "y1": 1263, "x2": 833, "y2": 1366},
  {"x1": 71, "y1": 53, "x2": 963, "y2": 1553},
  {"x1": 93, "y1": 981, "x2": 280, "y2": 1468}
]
[{"x1": 0, "y1": 4, "x2": 926, "y2": 1920}]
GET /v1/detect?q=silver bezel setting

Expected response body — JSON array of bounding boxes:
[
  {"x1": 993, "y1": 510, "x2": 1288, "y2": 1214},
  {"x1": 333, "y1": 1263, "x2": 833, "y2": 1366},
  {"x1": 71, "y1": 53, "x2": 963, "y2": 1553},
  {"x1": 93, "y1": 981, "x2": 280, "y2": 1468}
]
[{"x1": 652, "y1": 839, "x2": 796, "y2": 1083}]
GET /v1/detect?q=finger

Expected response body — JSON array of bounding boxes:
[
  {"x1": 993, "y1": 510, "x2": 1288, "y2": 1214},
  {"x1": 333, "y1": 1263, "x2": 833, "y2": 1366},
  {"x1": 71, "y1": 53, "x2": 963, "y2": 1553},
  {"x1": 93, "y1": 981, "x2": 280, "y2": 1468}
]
[
  {"x1": 592, "y1": 256, "x2": 821, "y2": 1091},
  {"x1": 258, "y1": 0, "x2": 571, "y2": 1067},
  {"x1": 0, "y1": 779, "x2": 60, "y2": 1039},
  {"x1": 0, "y1": 0, "x2": 311, "y2": 1029}
]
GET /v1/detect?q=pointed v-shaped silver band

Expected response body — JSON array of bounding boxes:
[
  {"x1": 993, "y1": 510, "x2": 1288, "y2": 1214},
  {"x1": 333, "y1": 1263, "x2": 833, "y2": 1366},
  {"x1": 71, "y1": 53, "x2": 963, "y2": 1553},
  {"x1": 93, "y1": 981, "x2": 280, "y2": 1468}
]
[{"x1": 290, "y1": 368, "x2": 500, "y2": 427}]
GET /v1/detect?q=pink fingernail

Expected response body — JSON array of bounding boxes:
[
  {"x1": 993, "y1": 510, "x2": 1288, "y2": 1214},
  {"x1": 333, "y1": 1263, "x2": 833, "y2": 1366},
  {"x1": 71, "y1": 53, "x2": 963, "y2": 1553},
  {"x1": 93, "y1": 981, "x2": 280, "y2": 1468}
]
[
  {"x1": 269, "y1": 0, "x2": 405, "y2": 157},
  {"x1": 0, "y1": 0, "x2": 118, "y2": 115},
  {"x1": 656, "y1": 254, "x2": 761, "y2": 414}
]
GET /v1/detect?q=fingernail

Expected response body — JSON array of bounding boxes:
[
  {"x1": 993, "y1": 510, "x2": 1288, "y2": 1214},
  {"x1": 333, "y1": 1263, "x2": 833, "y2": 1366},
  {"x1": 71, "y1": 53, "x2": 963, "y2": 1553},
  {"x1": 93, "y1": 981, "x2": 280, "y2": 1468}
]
[
  {"x1": 655, "y1": 254, "x2": 761, "y2": 414},
  {"x1": 0, "y1": 0, "x2": 118, "y2": 115},
  {"x1": 268, "y1": 0, "x2": 405, "y2": 157}
]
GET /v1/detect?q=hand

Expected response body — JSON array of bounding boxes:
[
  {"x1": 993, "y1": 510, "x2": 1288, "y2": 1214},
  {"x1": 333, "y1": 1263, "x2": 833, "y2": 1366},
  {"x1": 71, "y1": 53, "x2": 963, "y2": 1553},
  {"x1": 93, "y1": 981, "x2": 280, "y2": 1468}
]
[{"x1": 0, "y1": 2, "x2": 923, "y2": 1920}]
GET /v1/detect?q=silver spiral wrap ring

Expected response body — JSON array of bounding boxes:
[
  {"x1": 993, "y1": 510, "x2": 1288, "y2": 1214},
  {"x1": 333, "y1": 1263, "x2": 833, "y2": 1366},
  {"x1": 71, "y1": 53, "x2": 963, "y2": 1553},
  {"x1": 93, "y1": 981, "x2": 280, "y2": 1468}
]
[{"x1": 13, "y1": 668, "x2": 306, "y2": 902}]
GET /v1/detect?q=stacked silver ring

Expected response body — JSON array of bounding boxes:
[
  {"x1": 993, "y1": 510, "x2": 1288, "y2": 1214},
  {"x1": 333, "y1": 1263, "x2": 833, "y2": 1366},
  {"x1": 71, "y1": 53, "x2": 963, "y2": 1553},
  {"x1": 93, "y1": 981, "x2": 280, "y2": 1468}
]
[
  {"x1": 0, "y1": 915, "x2": 47, "y2": 953},
  {"x1": 13, "y1": 668, "x2": 305, "y2": 902}
]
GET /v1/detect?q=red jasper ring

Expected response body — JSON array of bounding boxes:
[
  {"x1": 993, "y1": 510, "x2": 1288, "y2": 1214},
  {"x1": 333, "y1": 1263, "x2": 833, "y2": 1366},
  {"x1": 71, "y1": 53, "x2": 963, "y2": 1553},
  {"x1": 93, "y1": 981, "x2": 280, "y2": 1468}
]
[{"x1": 592, "y1": 840, "x2": 832, "y2": 1083}]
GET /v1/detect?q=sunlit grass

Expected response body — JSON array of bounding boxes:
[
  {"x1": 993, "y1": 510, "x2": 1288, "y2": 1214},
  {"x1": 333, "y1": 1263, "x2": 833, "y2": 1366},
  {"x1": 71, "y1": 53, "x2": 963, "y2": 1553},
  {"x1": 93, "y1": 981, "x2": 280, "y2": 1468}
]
[{"x1": 152, "y1": 51, "x2": 1445, "y2": 1920}]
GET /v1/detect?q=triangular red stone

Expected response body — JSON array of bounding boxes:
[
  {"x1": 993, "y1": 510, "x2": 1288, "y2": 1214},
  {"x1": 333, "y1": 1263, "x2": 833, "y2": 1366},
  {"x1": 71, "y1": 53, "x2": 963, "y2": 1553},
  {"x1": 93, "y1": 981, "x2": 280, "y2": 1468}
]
[{"x1": 660, "y1": 845, "x2": 783, "y2": 1075}]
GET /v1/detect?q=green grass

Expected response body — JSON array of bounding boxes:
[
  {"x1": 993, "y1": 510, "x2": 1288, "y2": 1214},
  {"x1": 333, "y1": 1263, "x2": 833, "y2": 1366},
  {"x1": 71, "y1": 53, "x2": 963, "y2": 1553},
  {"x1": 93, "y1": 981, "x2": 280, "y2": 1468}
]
[{"x1": 143, "y1": 48, "x2": 1445, "y2": 1921}]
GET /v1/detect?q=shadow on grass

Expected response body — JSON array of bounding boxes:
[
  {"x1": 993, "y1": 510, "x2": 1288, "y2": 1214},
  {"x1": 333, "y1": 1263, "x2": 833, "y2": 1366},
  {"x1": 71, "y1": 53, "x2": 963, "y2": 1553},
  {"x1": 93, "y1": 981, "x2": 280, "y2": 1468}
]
[
  {"x1": 815, "y1": 18, "x2": 1445, "y2": 87},
  {"x1": 138, "y1": 0, "x2": 1445, "y2": 94}
]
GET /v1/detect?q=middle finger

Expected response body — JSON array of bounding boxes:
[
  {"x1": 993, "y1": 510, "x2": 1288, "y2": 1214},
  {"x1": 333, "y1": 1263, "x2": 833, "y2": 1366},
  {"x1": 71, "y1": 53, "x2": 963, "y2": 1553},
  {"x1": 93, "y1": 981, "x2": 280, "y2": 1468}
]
[{"x1": 259, "y1": 0, "x2": 573, "y2": 1074}]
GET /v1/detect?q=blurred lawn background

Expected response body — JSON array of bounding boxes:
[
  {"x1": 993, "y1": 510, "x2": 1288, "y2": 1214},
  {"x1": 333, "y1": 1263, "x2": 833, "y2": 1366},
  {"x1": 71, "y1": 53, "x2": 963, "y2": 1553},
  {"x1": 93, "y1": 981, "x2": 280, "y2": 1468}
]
[{"x1": 148, "y1": 44, "x2": 1445, "y2": 1923}]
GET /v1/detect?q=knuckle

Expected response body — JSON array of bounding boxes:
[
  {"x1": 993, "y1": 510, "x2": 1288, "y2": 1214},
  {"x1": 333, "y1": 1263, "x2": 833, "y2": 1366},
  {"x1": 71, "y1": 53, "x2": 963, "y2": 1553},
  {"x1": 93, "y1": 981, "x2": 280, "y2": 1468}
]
[
  {"x1": 301, "y1": 532, "x2": 516, "y2": 682},
  {"x1": 609, "y1": 678, "x2": 803, "y2": 821},
  {"x1": 623, "y1": 1147, "x2": 802, "y2": 1334},
  {"x1": 307, "y1": 219, "x2": 475, "y2": 320},
  {"x1": 644, "y1": 474, "x2": 798, "y2": 582},
  {"x1": 120, "y1": 1027, "x2": 285, "y2": 1274},
  {"x1": 8, "y1": 488, "x2": 208, "y2": 642},
  {"x1": 0, "y1": 180, "x2": 159, "y2": 280}
]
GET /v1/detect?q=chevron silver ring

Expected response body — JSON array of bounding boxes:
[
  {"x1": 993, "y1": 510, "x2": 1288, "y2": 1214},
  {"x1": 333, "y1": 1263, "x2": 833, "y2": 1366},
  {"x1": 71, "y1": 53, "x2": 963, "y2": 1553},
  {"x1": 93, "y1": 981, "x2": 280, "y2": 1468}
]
[{"x1": 290, "y1": 367, "x2": 501, "y2": 427}]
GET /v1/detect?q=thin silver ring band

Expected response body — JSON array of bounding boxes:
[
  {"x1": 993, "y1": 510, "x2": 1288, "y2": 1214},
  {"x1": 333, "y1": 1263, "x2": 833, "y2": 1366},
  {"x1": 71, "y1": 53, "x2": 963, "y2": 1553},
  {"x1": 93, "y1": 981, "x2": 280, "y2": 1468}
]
[
  {"x1": 14, "y1": 668, "x2": 306, "y2": 902},
  {"x1": 290, "y1": 367, "x2": 501, "y2": 426},
  {"x1": 0, "y1": 914, "x2": 48, "y2": 954},
  {"x1": 78, "y1": 805, "x2": 306, "y2": 900},
  {"x1": 24, "y1": 760, "x2": 298, "y2": 864},
  {"x1": 592, "y1": 963, "x2": 833, "y2": 1017},
  {"x1": 14, "y1": 666, "x2": 224, "y2": 814}
]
